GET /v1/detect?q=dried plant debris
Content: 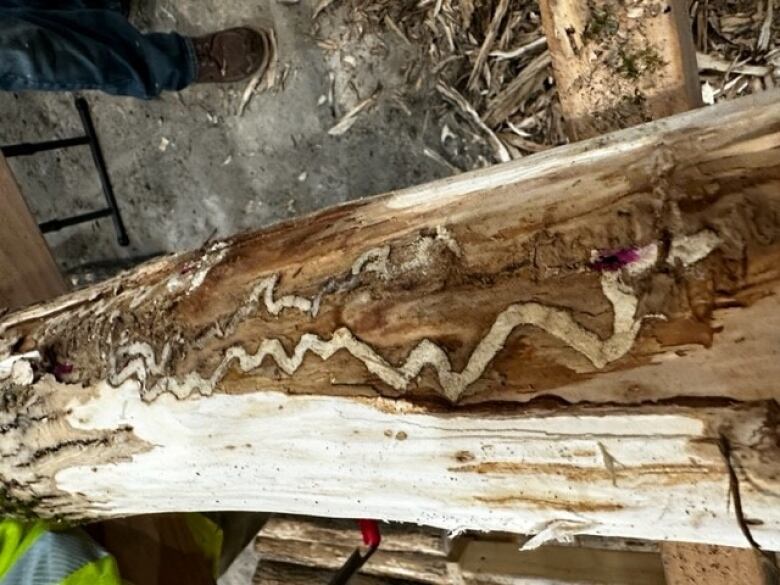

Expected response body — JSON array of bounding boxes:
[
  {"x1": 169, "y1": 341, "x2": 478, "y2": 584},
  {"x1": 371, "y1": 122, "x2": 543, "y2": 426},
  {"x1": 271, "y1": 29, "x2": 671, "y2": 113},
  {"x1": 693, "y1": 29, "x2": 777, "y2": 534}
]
[
  {"x1": 238, "y1": 29, "x2": 280, "y2": 116},
  {"x1": 328, "y1": 87, "x2": 381, "y2": 135},
  {"x1": 313, "y1": 0, "x2": 776, "y2": 169},
  {"x1": 313, "y1": 0, "x2": 563, "y2": 170},
  {"x1": 692, "y1": 0, "x2": 779, "y2": 104}
]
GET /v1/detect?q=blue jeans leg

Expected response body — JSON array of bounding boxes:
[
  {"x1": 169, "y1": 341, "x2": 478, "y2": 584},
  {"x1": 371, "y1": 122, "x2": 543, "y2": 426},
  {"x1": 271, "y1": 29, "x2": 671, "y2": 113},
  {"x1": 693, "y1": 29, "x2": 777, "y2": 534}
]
[
  {"x1": 0, "y1": 9, "x2": 198, "y2": 98},
  {"x1": 0, "y1": 0, "x2": 124, "y2": 10}
]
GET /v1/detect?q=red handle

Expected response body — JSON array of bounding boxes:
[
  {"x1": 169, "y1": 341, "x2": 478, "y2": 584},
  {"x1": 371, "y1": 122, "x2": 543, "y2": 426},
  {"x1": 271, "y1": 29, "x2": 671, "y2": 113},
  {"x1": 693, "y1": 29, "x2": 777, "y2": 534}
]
[{"x1": 358, "y1": 519, "x2": 381, "y2": 548}]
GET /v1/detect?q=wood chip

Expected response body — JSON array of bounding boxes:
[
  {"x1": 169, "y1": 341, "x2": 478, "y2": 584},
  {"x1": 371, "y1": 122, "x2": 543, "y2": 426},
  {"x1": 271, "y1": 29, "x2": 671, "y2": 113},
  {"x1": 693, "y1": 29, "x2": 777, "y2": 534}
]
[
  {"x1": 328, "y1": 90, "x2": 380, "y2": 136},
  {"x1": 436, "y1": 82, "x2": 510, "y2": 163},
  {"x1": 238, "y1": 29, "x2": 278, "y2": 116},
  {"x1": 466, "y1": 0, "x2": 510, "y2": 91},
  {"x1": 490, "y1": 36, "x2": 547, "y2": 61},
  {"x1": 498, "y1": 131, "x2": 550, "y2": 153},
  {"x1": 701, "y1": 81, "x2": 716, "y2": 105},
  {"x1": 757, "y1": 0, "x2": 774, "y2": 53},
  {"x1": 433, "y1": 0, "x2": 443, "y2": 19},
  {"x1": 384, "y1": 14, "x2": 412, "y2": 45},
  {"x1": 484, "y1": 51, "x2": 551, "y2": 127}
]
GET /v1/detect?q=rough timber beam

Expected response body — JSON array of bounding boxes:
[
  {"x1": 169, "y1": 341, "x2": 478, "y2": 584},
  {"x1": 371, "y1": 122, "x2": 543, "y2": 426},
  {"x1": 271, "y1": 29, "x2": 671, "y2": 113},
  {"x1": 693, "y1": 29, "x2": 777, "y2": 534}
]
[{"x1": 0, "y1": 91, "x2": 778, "y2": 549}]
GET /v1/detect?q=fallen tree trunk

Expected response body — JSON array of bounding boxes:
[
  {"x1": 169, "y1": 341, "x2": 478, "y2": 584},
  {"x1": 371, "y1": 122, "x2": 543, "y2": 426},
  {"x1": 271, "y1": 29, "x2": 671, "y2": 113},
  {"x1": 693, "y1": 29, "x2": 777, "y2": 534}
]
[{"x1": 0, "y1": 91, "x2": 779, "y2": 546}]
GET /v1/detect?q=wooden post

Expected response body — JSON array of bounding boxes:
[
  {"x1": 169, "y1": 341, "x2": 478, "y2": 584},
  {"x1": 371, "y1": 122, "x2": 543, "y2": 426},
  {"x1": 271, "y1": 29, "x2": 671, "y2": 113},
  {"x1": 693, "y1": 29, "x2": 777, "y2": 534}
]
[
  {"x1": 661, "y1": 542, "x2": 774, "y2": 585},
  {"x1": 0, "y1": 93, "x2": 778, "y2": 548},
  {"x1": 539, "y1": 0, "x2": 702, "y2": 140},
  {"x1": 0, "y1": 154, "x2": 67, "y2": 311}
]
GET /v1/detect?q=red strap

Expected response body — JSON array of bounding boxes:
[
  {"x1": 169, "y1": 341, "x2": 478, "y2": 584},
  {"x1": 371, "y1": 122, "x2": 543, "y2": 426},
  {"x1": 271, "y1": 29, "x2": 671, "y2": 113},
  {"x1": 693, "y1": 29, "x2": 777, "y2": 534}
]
[{"x1": 358, "y1": 519, "x2": 381, "y2": 548}]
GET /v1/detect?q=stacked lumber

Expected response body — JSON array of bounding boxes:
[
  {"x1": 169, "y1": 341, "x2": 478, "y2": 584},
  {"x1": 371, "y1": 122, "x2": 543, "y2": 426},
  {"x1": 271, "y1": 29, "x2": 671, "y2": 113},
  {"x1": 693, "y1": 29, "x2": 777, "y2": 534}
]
[{"x1": 253, "y1": 515, "x2": 669, "y2": 584}]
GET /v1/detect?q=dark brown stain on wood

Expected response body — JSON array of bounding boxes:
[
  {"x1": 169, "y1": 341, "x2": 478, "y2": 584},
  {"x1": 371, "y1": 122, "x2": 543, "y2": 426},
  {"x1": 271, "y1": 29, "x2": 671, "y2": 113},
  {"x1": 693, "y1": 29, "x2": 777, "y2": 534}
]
[
  {"x1": 474, "y1": 493, "x2": 625, "y2": 513},
  {"x1": 449, "y1": 461, "x2": 723, "y2": 484}
]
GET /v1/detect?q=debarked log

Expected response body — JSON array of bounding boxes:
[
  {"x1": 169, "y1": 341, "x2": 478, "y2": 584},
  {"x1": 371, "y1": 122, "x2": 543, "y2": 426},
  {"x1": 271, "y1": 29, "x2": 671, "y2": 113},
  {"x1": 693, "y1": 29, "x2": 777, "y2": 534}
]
[{"x1": 0, "y1": 91, "x2": 778, "y2": 547}]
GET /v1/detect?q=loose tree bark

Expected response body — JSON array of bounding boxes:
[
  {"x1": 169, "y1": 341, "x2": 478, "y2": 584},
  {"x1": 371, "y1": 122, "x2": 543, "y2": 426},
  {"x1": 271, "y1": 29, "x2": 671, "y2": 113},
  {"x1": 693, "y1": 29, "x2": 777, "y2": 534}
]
[
  {"x1": 0, "y1": 91, "x2": 778, "y2": 547},
  {"x1": 259, "y1": 516, "x2": 447, "y2": 558}
]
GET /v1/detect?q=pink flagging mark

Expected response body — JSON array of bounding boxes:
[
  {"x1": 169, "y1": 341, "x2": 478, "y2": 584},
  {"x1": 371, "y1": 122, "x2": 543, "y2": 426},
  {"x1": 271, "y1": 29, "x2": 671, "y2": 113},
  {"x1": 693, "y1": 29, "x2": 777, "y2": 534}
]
[
  {"x1": 53, "y1": 362, "x2": 74, "y2": 381},
  {"x1": 590, "y1": 247, "x2": 642, "y2": 272}
]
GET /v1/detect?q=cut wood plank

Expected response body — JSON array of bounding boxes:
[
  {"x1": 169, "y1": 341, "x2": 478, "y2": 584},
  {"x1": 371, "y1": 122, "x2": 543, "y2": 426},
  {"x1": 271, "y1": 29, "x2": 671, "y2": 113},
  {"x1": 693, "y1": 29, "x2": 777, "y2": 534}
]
[
  {"x1": 0, "y1": 93, "x2": 778, "y2": 549},
  {"x1": 260, "y1": 516, "x2": 446, "y2": 557},
  {"x1": 539, "y1": 0, "x2": 702, "y2": 140},
  {"x1": 256, "y1": 516, "x2": 448, "y2": 584},
  {"x1": 661, "y1": 542, "x2": 774, "y2": 585},
  {"x1": 256, "y1": 536, "x2": 449, "y2": 583},
  {"x1": 458, "y1": 540, "x2": 666, "y2": 585},
  {"x1": 0, "y1": 154, "x2": 67, "y2": 311}
]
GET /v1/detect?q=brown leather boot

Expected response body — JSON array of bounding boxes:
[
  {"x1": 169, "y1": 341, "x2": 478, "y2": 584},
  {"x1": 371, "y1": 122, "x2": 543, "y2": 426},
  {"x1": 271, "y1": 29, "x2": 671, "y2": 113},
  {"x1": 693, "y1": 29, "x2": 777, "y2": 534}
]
[{"x1": 191, "y1": 27, "x2": 272, "y2": 84}]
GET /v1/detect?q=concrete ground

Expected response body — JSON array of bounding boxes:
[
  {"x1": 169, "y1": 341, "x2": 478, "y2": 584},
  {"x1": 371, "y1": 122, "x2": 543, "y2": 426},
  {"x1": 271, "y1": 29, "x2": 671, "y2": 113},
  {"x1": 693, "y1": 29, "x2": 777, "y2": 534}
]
[{"x1": 0, "y1": 0, "x2": 454, "y2": 277}]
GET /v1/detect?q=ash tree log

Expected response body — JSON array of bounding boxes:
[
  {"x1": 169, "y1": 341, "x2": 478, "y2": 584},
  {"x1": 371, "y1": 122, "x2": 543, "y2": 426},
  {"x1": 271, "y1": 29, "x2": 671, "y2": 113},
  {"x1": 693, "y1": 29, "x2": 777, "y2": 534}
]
[{"x1": 0, "y1": 91, "x2": 779, "y2": 547}]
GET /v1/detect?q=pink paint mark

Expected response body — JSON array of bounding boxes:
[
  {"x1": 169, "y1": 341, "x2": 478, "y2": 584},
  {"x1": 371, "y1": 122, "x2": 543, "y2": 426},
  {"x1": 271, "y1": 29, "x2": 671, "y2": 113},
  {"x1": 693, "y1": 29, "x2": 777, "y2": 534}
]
[
  {"x1": 591, "y1": 247, "x2": 641, "y2": 272},
  {"x1": 53, "y1": 362, "x2": 74, "y2": 381}
]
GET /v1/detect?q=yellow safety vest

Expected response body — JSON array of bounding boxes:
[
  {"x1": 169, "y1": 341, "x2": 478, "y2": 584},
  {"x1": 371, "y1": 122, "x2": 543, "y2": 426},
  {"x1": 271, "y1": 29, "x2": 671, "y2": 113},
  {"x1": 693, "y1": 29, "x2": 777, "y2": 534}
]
[
  {"x1": 0, "y1": 519, "x2": 121, "y2": 585},
  {"x1": 0, "y1": 514, "x2": 225, "y2": 585}
]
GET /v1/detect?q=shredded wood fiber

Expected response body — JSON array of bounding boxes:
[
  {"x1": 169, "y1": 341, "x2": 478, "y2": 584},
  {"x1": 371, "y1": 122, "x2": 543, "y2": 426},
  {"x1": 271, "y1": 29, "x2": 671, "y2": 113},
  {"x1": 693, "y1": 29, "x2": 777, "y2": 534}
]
[
  {"x1": 314, "y1": 0, "x2": 563, "y2": 167},
  {"x1": 313, "y1": 0, "x2": 777, "y2": 167}
]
